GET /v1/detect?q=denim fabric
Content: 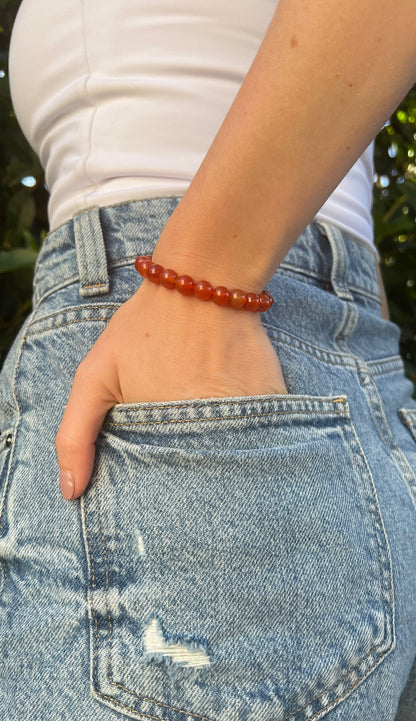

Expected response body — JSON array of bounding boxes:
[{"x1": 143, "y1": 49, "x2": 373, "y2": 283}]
[{"x1": 0, "y1": 198, "x2": 415, "y2": 721}]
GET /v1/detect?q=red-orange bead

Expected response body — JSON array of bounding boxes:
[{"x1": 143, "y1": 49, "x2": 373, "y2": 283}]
[
  {"x1": 230, "y1": 289, "x2": 248, "y2": 309},
  {"x1": 212, "y1": 286, "x2": 231, "y2": 306},
  {"x1": 160, "y1": 268, "x2": 178, "y2": 289},
  {"x1": 258, "y1": 291, "x2": 273, "y2": 312},
  {"x1": 176, "y1": 275, "x2": 194, "y2": 295},
  {"x1": 135, "y1": 256, "x2": 153, "y2": 277},
  {"x1": 134, "y1": 255, "x2": 274, "y2": 311},
  {"x1": 245, "y1": 292, "x2": 261, "y2": 312},
  {"x1": 194, "y1": 280, "x2": 213, "y2": 301},
  {"x1": 147, "y1": 263, "x2": 164, "y2": 283}
]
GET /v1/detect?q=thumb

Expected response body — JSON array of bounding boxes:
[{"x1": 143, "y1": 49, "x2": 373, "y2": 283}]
[{"x1": 55, "y1": 360, "x2": 117, "y2": 500}]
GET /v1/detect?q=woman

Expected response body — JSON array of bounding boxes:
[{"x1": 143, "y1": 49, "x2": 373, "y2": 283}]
[{"x1": 2, "y1": 0, "x2": 416, "y2": 718}]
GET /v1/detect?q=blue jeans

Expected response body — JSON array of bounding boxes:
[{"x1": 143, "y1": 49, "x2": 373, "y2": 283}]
[{"x1": 0, "y1": 198, "x2": 415, "y2": 721}]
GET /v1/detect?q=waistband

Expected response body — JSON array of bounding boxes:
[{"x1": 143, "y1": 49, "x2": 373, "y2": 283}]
[{"x1": 32, "y1": 197, "x2": 388, "y2": 318}]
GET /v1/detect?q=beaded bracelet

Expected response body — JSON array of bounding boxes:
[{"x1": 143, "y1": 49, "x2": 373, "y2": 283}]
[{"x1": 134, "y1": 255, "x2": 274, "y2": 312}]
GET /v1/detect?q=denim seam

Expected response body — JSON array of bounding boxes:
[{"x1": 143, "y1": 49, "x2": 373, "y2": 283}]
[
  {"x1": 24, "y1": 318, "x2": 111, "y2": 339},
  {"x1": 334, "y1": 301, "x2": 359, "y2": 349},
  {"x1": 109, "y1": 397, "x2": 346, "y2": 413},
  {"x1": 284, "y1": 650, "x2": 393, "y2": 721},
  {"x1": 396, "y1": 416, "x2": 416, "y2": 493},
  {"x1": 369, "y1": 367, "x2": 405, "y2": 378},
  {"x1": 82, "y1": 474, "x2": 100, "y2": 698},
  {"x1": 365, "y1": 357, "x2": 405, "y2": 377},
  {"x1": 105, "y1": 409, "x2": 347, "y2": 429},
  {"x1": 282, "y1": 423, "x2": 394, "y2": 721},
  {"x1": 345, "y1": 419, "x2": 395, "y2": 619},
  {"x1": 0, "y1": 561, "x2": 6, "y2": 597},
  {"x1": 94, "y1": 692, "x2": 194, "y2": 721},
  {"x1": 348, "y1": 284, "x2": 381, "y2": 303},
  {"x1": 279, "y1": 418, "x2": 395, "y2": 720},
  {"x1": 263, "y1": 327, "x2": 358, "y2": 368},
  {"x1": 0, "y1": 332, "x2": 25, "y2": 540},
  {"x1": 89, "y1": 211, "x2": 101, "y2": 287},
  {"x1": 95, "y1": 477, "x2": 114, "y2": 682},
  {"x1": 34, "y1": 275, "x2": 80, "y2": 307},
  {"x1": 78, "y1": 214, "x2": 89, "y2": 288},
  {"x1": 355, "y1": 360, "x2": 416, "y2": 498},
  {"x1": 278, "y1": 264, "x2": 381, "y2": 304},
  {"x1": 84, "y1": 478, "x2": 217, "y2": 721},
  {"x1": 83, "y1": 282, "x2": 108, "y2": 290},
  {"x1": 25, "y1": 303, "x2": 120, "y2": 331}
]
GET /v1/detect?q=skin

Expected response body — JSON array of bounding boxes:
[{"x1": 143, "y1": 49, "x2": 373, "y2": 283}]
[{"x1": 55, "y1": 0, "x2": 416, "y2": 500}]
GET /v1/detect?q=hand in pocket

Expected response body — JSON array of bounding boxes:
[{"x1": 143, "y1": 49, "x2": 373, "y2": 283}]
[{"x1": 55, "y1": 279, "x2": 287, "y2": 499}]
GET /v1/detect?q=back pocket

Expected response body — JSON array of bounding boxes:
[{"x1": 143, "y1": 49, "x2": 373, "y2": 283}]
[{"x1": 81, "y1": 394, "x2": 394, "y2": 721}]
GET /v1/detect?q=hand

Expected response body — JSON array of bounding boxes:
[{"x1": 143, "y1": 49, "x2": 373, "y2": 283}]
[{"x1": 55, "y1": 280, "x2": 287, "y2": 500}]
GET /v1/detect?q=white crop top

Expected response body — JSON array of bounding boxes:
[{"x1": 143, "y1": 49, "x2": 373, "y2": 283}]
[{"x1": 9, "y1": 0, "x2": 375, "y2": 245}]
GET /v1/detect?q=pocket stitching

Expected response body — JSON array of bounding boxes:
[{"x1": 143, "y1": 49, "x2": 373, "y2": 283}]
[
  {"x1": 397, "y1": 408, "x2": 416, "y2": 490},
  {"x1": 105, "y1": 398, "x2": 348, "y2": 430},
  {"x1": 399, "y1": 408, "x2": 416, "y2": 442},
  {"x1": 105, "y1": 407, "x2": 346, "y2": 429},
  {"x1": 83, "y1": 411, "x2": 395, "y2": 721}
]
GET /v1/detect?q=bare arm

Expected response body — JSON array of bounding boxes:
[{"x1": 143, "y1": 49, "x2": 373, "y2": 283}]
[
  {"x1": 154, "y1": 0, "x2": 416, "y2": 289},
  {"x1": 56, "y1": 0, "x2": 416, "y2": 499}
]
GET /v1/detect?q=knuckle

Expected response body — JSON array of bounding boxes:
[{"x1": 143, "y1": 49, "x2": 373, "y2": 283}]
[
  {"x1": 74, "y1": 357, "x2": 93, "y2": 384},
  {"x1": 55, "y1": 425, "x2": 80, "y2": 456}
]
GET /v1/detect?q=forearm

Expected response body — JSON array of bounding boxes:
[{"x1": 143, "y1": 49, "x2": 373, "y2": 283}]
[{"x1": 153, "y1": 0, "x2": 416, "y2": 290}]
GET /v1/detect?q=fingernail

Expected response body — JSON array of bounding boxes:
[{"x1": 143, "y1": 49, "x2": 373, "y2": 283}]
[{"x1": 59, "y1": 470, "x2": 75, "y2": 500}]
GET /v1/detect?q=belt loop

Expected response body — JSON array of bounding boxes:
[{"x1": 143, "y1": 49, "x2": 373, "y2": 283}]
[
  {"x1": 73, "y1": 206, "x2": 110, "y2": 297},
  {"x1": 317, "y1": 222, "x2": 353, "y2": 302}
]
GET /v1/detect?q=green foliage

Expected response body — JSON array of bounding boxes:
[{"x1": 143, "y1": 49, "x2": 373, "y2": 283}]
[
  {"x1": 0, "y1": 0, "x2": 415, "y2": 397},
  {"x1": 373, "y1": 86, "x2": 416, "y2": 391},
  {"x1": 0, "y1": 0, "x2": 48, "y2": 361}
]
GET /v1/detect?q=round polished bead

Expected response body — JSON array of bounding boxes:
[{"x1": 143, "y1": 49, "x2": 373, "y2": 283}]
[
  {"x1": 160, "y1": 268, "x2": 178, "y2": 289},
  {"x1": 176, "y1": 275, "x2": 195, "y2": 295},
  {"x1": 134, "y1": 254, "x2": 274, "y2": 311},
  {"x1": 135, "y1": 256, "x2": 153, "y2": 277},
  {"x1": 212, "y1": 286, "x2": 231, "y2": 306},
  {"x1": 258, "y1": 291, "x2": 274, "y2": 312},
  {"x1": 194, "y1": 280, "x2": 213, "y2": 301},
  {"x1": 230, "y1": 288, "x2": 248, "y2": 309},
  {"x1": 147, "y1": 263, "x2": 164, "y2": 283},
  {"x1": 245, "y1": 292, "x2": 261, "y2": 312}
]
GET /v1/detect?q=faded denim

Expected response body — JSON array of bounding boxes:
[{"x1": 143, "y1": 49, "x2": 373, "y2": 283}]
[{"x1": 0, "y1": 197, "x2": 415, "y2": 721}]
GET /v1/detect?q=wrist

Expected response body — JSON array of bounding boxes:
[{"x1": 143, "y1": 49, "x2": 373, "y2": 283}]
[
  {"x1": 133, "y1": 272, "x2": 265, "y2": 331},
  {"x1": 151, "y1": 244, "x2": 270, "y2": 302},
  {"x1": 153, "y1": 213, "x2": 272, "y2": 294}
]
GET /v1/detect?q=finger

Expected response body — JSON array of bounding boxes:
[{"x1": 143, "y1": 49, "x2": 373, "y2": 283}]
[{"x1": 55, "y1": 359, "x2": 117, "y2": 500}]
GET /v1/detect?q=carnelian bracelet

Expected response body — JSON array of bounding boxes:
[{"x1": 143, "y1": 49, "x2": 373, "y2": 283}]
[{"x1": 134, "y1": 255, "x2": 274, "y2": 312}]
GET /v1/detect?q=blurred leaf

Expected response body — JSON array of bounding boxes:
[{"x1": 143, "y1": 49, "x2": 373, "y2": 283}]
[{"x1": 0, "y1": 248, "x2": 38, "y2": 272}]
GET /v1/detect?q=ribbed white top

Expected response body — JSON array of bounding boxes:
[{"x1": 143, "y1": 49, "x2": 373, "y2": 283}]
[{"x1": 9, "y1": 0, "x2": 375, "y2": 244}]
